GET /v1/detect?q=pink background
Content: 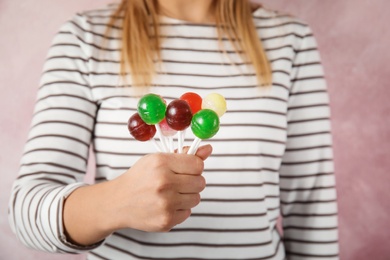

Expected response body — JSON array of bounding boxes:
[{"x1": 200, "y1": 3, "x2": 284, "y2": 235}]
[{"x1": 1, "y1": 0, "x2": 389, "y2": 259}]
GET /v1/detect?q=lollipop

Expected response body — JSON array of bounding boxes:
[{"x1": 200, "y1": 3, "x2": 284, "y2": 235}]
[
  {"x1": 180, "y1": 92, "x2": 202, "y2": 114},
  {"x1": 202, "y1": 93, "x2": 227, "y2": 117},
  {"x1": 159, "y1": 118, "x2": 177, "y2": 152},
  {"x1": 128, "y1": 113, "x2": 161, "y2": 152},
  {"x1": 137, "y1": 93, "x2": 168, "y2": 152},
  {"x1": 187, "y1": 109, "x2": 220, "y2": 155},
  {"x1": 166, "y1": 99, "x2": 192, "y2": 153}
]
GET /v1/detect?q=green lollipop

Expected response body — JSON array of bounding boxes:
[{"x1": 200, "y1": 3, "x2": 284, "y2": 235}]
[
  {"x1": 188, "y1": 109, "x2": 219, "y2": 154},
  {"x1": 137, "y1": 94, "x2": 167, "y2": 125},
  {"x1": 137, "y1": 93, "x2": 168, "y2": 152}
]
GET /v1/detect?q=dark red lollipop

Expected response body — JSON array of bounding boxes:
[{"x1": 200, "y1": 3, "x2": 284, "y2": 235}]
[
  {"x1": 128, "y1": 113, "x2": 156, "y2": 142},
  {"x1": 166, "y1": 99, "x2": 193, "y2": 131}
]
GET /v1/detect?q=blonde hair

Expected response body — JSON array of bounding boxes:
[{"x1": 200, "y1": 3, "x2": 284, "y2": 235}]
[{"x1": 108, "y1": 0, "x2": 272, "y2": 87}]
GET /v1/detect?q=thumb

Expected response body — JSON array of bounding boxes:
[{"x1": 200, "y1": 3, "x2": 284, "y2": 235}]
[{"x1": 194, "y1": 144, "x2": 213, "y2": 160}]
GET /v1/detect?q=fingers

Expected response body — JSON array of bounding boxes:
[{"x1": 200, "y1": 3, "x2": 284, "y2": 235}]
[
  {"x1": 166, "y1": 153, "x2": 205, "y2": 176},
  {"x1": 195, "y1": 144, "x2": 212, "y2": 160},
  {"x1": 167, "y1": 144, "x2": 212, "y2": 175},
  {"x1": 175, "y1": 194, "x2": 201, "y2": 210},
  {"x1": 175, "y1": 174, "x2": 206, "y2": 194},
  {"x1": 171, "y1": 209, "x2": 192, "y2": 227},
  {"x1": 181, "y1": 144, "x2": 213, "y2": 161}
]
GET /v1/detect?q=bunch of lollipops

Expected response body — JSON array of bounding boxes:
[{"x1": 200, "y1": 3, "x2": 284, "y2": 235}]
[{"x1": 128, "y1": 92, "x2": 226, "y2": 154}]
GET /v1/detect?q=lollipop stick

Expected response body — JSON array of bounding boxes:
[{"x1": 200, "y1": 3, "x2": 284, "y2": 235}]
[
  {"x1": 187, "y1": 138, "x2": 202, "y2": 155},
  {"x1": 169, "y1": 136, "x2": 174, "y2": 153},
  {"x1": 178, "y1": 131, "x2": 184, "y2": 153},
  {"x1": 155, "y1": 124, "x2": 169, "y2": 152},
  {"x1": 181, "y1": 129, "x2": 186, "y2": 150},
  {"x1": 149, "y1": 139, "x2": 162, "y2": 152}
]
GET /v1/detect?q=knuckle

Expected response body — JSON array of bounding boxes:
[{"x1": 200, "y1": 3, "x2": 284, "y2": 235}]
[
  {"x1": 151, "y1": 153, "x2": 168, "y2": 169},
  {"x1": 193, "y1": 194, "x2": 201, "y2": 206},
  {"x1": 155, "y1": 175, "x2": 173, "y2": 193},
  {"x1": 195, "y1": 157, "x2": 205, "y2": 173},
  {"x1": 198, "y1": 175, "x2": 206, "y2": 191},
  {"x1": 157, "y1": 211, "x2": 174, "y2": 231}
]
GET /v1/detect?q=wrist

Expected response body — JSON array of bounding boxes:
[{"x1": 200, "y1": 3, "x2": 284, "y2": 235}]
[{"x1": 63, "y1": 181, "x2": 119, "y2": 246}]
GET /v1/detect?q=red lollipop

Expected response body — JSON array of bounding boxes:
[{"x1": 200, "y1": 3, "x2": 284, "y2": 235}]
[
  {"x1": 128, "y1": 113, "x2": 156, "y2": 141},
  {"x1": 180, "y1": 92, "x2": 202, "y2": 114},
  {"x1": 166, "y1": 100, "x2": 192, "y2": 131},
  {"x1": 166, "y1": 99, "x2": 193, "y2": 153},
  {"x1": 128, "y1": 113, "x2": 162, "y2": 151}
]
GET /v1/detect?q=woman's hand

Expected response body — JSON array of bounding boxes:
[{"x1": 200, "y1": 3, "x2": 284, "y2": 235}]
[
  {"x1": 110, "y1": 144, "x2": 212, "y2": 232},
  {"x1": 63, "y1": 145, "x2": 212, "y2": 246}
]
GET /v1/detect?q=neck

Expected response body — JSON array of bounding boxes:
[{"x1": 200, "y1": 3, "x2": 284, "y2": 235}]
[{"x1": 156, "y1": 0, "x2": 215, "y2": 23}]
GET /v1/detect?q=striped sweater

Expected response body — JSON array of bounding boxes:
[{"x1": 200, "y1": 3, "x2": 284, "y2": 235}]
[{"x1": 9, "y1": 5, "x2": 339, "y2": 260}]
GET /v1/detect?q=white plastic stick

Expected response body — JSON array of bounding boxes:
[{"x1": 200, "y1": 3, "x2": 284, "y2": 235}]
[
  {"x1": 187, "y1": 138, "x2": 202, "y2": 155},
  {"x1": 149, "y1": 139, "x2": 162, "y2": 152},
  {"x1": 155, "y1": 124, "x2": 169, "y2": 152},
  {"x1": 178, "y1": 131, "x2": 184, "y2": 153},
  {"x1": 169, "y1": 136, "x2": 174, "y2": 153}
]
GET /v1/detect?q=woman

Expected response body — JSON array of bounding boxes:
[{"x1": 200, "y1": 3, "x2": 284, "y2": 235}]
[{"x1": 9, "y1": 0, "x2": 339, "y2": 259}]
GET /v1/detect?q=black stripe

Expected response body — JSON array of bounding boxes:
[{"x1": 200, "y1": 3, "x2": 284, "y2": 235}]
[
  {"x1": 280, "y1": 199, "x2": 337, "y2": 205},
  {"x1": 285, "y1": 251, "x2": 339, "y2": 258},
  {"x1": 91, "y1": 82, "x2": 289, "y2": 91},
  {"x1": 46, "y1": 54, "x2": 88, "y2": 63},
  {"x1": 39, "y1": 80, "x2": 89, "y2": 90},
  {"x1": 89, "y1": 250, "x2": 109, "y2": 260},
  {"x1": 170, "y1": 226, "x2": 270, "y2": 233},
  {"x1": 95, "y1": 164, "x2": 279, "y2": 173},
  {"x1": 287, "y1": 131, "x2": 330, "y2": 138},
  {"x1": 280, "y1": 172, "x2": 334, "y2": 179},
  {"x1": 21, "y1": 162, "x2": 85, "y2": 174},
  {"x1": 207, "y1": 182, "x2": 278, "y2": 188},
  {"x1": 289, "y1": 89, "x2": 326, "y2": 96},
  {"x1": 287, "y1": 117, "x2": 330, "y2": 124},
  {"x1": 201, "y1": 197, "x2": 274, "y2": 203},
  {"x1": 114, "y1": 231, "x2": 273, "y2": 248},
  {"x1": 281, "y1": 158, "x2": 332, "y2": 166},
  {"x1": 282, "y1": 212, "x2": 337, "y2": 218},
  {"x1": 280, "y1": 185, "x2": 335, "y2": 192},
  {"x1": 69, "y1": 21, "x2": 119, "y2": 40},
  {"x1": 42, "y1": 68, "x2": 89, "y2": 76},
  {"x1": 30, "y1": 120, "x2": 92, "y2": 133},
  {"x1": 263, "y1": 33, "x2": 312, "y2": 42},
  {"x1": 289, "y1": 103, "x2": 329, "y2": 110},
  {"x1": 45, "y1": 54, "x2": 291, "y2": 68},
  {"x1": 33, "y1": 107, "x2": 95, "y2": 119},
  {"x1": 36, "y1": 93, "x2": 95, "y2": 105},
  {"x1": 99, "y1": 94, "x2": 287, "y2": 102},
  {"x1": 285, "y1": 145, "x2": 332, "y2": 152},
  {"x1": 43, "y1": 68, "x2": 289, "y2": 79},
  {"x1": 293, "y1": 61, "x2": 321, "y2": 68},
  {"x1": 24, "y1": 177, "x2": 68, "y2": 186},
  {"x1": 27, "y1": 134, "x2": 90, "y2": 148},
  {"x1": 284, "y1": 238, "x2": 338, "y2": 244},
  {"x1": 191, "y1": 212, "x2": 267, "y2": 218},
  {"x1": 94, "y1": 150, "x2": 283, "y2": 159},
  {"x1": 51, "y1": 43, "x2": 79, "y2": 49},
  {"x1": 283, "y1": 225, "x2": 338, "y2": 231},
  {"x1": 23, "y1": 148, "x2": 87, "y2": 164},
  {"x1": 53, "y1": 32, "x2": 296, "y2": 53},
  {"x1": 18, "y1": 171, "x2": 77, "y2": 181},
  {"x1": 295, "y1": 47, "x2": 318, "y2": 54}
]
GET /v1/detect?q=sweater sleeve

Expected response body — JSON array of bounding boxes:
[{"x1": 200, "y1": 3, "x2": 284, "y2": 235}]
[
  {"x1": 279, "y1": 24, "x2": 339, "y2": 259},
  {"x1": 8, "y1": 14, "x2": 102, "y2": 253}
]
